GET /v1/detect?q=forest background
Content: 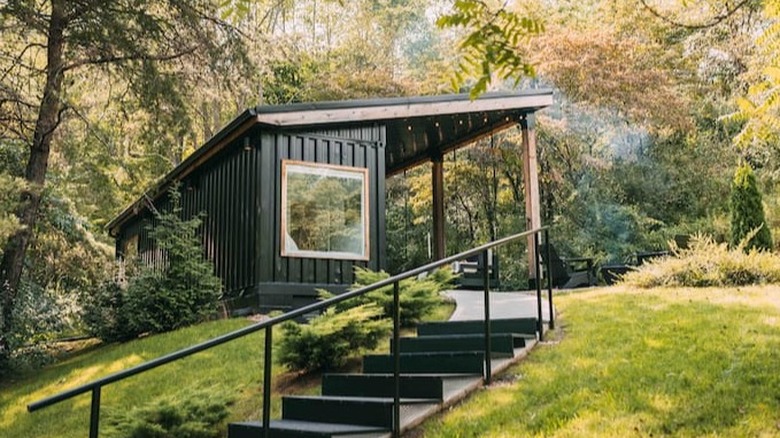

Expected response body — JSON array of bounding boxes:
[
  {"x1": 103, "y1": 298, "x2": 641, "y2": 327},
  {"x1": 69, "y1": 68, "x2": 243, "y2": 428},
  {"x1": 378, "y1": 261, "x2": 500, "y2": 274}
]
[{"x1": 1, "y1": 0, "x2": 779, "y2": 370}]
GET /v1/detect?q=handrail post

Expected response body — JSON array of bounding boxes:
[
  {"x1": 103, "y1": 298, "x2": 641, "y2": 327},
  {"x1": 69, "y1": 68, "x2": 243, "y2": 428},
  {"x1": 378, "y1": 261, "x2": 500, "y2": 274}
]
[
  {"x1": 482, "y1": 250, "x2": 492, "y2": 384},
  {"x1": 89, "y1": 387, "x2": 100, "y2": 438},
  {"x1": 263, "y1": 326, "x2": 272, "y2": 438},
  {"x1": 545, "y1": 229, "x2": 554, "y2": 330},
  {"x1": 392, "y1": 281, "x2": 401, "y2": 438},
  {"x1": 534, "y1": 232, "x2": 543, "y2": 340}
]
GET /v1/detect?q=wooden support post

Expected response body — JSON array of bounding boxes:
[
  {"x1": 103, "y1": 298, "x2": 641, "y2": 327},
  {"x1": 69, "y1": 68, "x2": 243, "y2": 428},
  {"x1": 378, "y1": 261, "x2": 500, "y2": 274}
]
[
  {"x1": 521, "y1": 115, "x2": 541, "y2": 284},
  {"x1": 432, "y1": 153, "x2": 446, "y2": 260}
]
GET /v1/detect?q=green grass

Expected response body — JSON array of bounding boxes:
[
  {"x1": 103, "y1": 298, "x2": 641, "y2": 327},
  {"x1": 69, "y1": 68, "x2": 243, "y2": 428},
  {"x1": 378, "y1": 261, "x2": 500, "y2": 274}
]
[
  {"x1": 1, "y1": 299, "x2": 455, "y2": 437},
  {"x1": 421, "y1": 285, "x2": 780, "y2": 437},
  {"x1": 1, "y1": 318, "x2": 281, "y2": 438}
]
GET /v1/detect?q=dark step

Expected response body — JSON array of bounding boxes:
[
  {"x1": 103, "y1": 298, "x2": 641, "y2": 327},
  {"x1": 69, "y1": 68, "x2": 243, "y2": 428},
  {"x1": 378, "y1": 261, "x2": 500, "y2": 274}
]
[
  {"x1": 363, "y1": 351, "x2": 485, "y2": 374},
  {"x1": 393, "y1": 333, "x2": 525, "y2": 356},
  {"x1": 322, "y1": 373, "x2": 477, "y2": 399},
  {"x1": 416, "y1": 318, "x2": 538, "y2": 337},
  {"x1": 228, "y1": 419, "x2": 387, "y2": 438},
  {"x1": 282, "y1": 395, "x2": 437, "y2": 429}
]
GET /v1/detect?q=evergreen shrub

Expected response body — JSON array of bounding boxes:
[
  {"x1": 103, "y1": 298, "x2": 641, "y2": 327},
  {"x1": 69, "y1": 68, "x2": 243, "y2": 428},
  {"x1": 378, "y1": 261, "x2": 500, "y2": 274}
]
[
  {"x1": 326, "y1": 267, "x2": 457, "y2": 326},
  {"x1": 621, "y1": 233, "x2": 780, "y2": 287},
  {"x1": 84, "y1": 185, "x2": 222, "y2": 341},
  {"x1": 278, "y1": 304, "x2": 390, "y2": 371},
  {"x1": 730, "y1": 162, "x2": 772, "y2": 251},
  {"x1": 103, "y1": 388, "x2": 232, "y2": 438},
  {"x1": 278, "y1": 267, "x2": 455, "y2": 372}
]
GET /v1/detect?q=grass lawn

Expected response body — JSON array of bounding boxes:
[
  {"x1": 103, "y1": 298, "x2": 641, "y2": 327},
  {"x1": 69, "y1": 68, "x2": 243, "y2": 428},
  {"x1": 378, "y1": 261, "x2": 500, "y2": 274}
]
[
  {"x1": 421, "y1": 285, "x2": 780, "y2": 437},
  {"x1": 1, "y1": 318, "x2": 277, "y2": 438}
]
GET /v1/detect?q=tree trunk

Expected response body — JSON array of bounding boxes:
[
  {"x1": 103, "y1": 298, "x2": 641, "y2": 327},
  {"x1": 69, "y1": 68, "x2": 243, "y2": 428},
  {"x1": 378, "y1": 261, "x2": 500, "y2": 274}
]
[{"x1": 0, "y1": 0, "x2": 67, "y2": 361}]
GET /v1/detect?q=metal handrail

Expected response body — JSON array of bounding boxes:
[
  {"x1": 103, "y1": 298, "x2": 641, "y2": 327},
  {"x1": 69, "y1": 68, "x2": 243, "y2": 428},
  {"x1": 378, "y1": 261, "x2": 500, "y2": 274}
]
[{"x1": 28, "y1": 226, "x2": 552, "y2": 438}]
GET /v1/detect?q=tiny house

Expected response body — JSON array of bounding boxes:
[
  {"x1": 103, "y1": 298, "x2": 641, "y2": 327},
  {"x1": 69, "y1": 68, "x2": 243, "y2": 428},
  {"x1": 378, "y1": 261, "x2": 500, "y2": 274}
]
[{"x1": 107, "y1": 91, "x2": 553, "y2": 312}]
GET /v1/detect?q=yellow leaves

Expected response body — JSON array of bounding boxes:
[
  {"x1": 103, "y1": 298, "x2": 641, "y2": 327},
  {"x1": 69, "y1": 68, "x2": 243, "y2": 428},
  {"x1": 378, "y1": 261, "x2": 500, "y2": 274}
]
[
  {"x1": 528, "y1": 27, "x2": 691, "y2": 131},
  {"x1": 764, "y1": 66, "x2": 780, "y2": 83},
  {"x1": 732, "y1": 1, "x2": 780, "y2": 150},
  {"x1": 735, "y1": 96, "x2": 757, "y2": 114}
]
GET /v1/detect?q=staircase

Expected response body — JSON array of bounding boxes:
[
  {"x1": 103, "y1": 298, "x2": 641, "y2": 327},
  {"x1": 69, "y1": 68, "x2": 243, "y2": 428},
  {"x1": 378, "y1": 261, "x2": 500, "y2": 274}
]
[{"x1": 228, "y1": 317, "x2": 541, "y2": 438}]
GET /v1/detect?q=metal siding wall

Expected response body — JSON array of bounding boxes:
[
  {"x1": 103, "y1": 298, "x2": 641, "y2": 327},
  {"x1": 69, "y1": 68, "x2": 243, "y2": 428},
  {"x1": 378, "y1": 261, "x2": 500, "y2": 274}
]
[
  {"x1": 116, "y1": 124, "x2": 386, "y2": 309},
  {"x1": 258, "y1": 131, "x2": 274, "y2": 284},
  {"x1": 176, "y1": 139, "x2": 258, "y2": 296},
  {"x1": 255, "y1": 127, "x2": 385, "y2": 289}
]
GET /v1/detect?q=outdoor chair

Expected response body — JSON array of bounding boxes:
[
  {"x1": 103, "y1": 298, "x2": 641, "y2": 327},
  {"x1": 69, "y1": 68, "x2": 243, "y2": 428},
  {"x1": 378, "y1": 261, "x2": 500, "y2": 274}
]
[
  {"x1": 537, "y1": 243, "x2": 594, "y2": 289},
  {"x1": 454, "y1": 250, "x2": 500, "y2": 290}
]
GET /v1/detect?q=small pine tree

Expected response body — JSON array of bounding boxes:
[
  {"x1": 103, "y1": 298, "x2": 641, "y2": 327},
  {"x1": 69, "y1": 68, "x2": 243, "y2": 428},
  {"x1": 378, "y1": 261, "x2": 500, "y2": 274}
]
[
  {"x1": 730, "y1": 162, "x2": 772, "y2": 251},
  {"x1": 124, "y1": 185, "x2": 223, "y2": 335},
  {"x1": 84, "y1": 184, "x2": 222, "y2": 341}
]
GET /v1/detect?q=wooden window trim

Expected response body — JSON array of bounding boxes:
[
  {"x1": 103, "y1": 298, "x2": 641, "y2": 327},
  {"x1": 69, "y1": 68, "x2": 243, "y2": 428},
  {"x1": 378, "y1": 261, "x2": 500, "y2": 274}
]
[{"x1": 280, "y1": 160, "x2": 370, "y2": 261}]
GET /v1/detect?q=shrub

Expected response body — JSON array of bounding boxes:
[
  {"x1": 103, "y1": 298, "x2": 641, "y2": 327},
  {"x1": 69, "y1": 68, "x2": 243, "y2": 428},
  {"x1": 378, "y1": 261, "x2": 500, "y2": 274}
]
[
  {"x1": 277, "y1": 303, "x2": 390, "y2": 371},
  {"x1": 2, "y1": 280, "x2": 83, "y2": 373},
  {"x1": 83, "y1": 185, "x2": 222, "y2": 341},
  {"x1": 277, "y1": 268, "x2": 455, "y2": 372},
  {"x1": 103, "y1": 388, "x2": 233, "y2": 438},
  {"x1": 124, "y1": 187, "x2": 222, "y2": 335},
  {"x1": 621, "y1": 233, "x2": 780, "y2": 288},
  {"x1": 324, "y1": 267, "x2": 456, "y2": 326},
  {"x1": 730, "y1": 162, "x2": 772, "y2": 251},
  {"x1": 82, "y1": 280, "x2": 135, "y2": 342}
]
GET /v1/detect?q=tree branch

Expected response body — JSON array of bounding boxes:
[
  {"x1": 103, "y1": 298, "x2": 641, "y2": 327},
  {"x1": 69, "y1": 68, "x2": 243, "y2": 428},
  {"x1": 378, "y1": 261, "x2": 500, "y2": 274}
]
[
  {"x1": 637, "y1": 0, "x2": 753, "y2": 29},
  {"x1": 62, "y1": 46, "x2": 199, "y2": 72},
  {"x1": 0, "y1": 43, "x2": 48, "y2": 83}
]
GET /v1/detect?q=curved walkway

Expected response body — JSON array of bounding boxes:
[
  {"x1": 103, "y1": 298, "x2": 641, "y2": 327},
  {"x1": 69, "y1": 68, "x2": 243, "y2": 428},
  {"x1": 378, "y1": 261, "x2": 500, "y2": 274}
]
[{"x1": 445, "y1": 290, "x2": 553, "y2": 321}]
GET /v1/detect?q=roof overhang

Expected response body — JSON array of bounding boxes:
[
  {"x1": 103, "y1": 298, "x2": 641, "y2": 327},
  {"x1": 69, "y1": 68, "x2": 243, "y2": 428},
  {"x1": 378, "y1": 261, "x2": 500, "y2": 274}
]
[{"x1": 253, "y1": 91, "x2": 552, "y2": 126}]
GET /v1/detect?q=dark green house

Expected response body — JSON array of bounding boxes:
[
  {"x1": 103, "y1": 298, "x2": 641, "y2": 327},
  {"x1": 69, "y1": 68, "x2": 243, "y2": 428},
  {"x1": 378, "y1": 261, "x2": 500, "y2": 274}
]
[{"x1": 107, "y1": 91, "x2": 553, "y2": 312}]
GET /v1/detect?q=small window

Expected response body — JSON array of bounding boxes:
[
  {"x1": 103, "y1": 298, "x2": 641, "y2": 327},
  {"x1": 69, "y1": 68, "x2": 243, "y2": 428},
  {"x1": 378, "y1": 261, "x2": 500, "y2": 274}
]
[
  {"x1": 123, "y1": 234, "x2": 139, "y2": 260},
  {"x1": 281, "y1": 160, "x2": 369, "y2": 260}
]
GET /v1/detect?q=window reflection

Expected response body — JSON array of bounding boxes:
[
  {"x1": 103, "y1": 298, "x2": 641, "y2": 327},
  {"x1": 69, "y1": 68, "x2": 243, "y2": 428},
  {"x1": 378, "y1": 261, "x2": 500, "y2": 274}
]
[{"x1": 281, "y1": 161, "x2": 369, "y2": 260}]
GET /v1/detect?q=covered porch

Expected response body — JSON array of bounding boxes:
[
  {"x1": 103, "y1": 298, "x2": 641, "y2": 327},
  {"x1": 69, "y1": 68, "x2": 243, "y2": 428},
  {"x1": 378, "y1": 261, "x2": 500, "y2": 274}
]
[{"x1": 255, "y1": 90, "x2": 553, "y2": 282}]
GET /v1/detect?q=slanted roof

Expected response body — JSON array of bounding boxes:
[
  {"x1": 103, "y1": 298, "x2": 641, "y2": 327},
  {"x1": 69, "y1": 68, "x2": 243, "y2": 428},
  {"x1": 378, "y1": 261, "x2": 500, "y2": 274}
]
[
  {"x1": 107, "y1": 90, "x2": 553, "y2": 235},
  {"x1": 253, "y1": 90, "x2": 552, "y2": 175}
]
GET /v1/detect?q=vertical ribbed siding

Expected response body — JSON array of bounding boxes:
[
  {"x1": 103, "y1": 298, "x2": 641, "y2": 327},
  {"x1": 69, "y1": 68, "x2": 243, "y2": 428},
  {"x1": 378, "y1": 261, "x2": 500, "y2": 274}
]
[
  {"x1": 256, "y1": 127, "x2": 386, "y2": 292},
  {"x1": 117, "y1": 123, "x2": 386, "y2": 308},
  {"x1": 173, "y1": 138, "x2": 258, "y2": 296}
]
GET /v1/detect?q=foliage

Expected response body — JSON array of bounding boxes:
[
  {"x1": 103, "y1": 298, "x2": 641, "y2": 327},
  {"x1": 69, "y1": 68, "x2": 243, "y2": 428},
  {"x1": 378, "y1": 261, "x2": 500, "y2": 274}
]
[
  {"x1": 103, "y1": 388, "x2": 233, "y2": 438},
  {"x1": 423, "y1": 285, "x2": 780, "y2": 437},
  {"x1": 0, "y1": 174, "x2": 24, "y2": 254},
  {"x1": 622, "y1": 234, "x2": 780, "y2": 288},
  {"x1": 1, "y1": 185, "x2": 112, "y2": 374},
  {"x1": 82, "y1": 280, "x2": 134, "y2": 343},
  {"x1": 530, "y1": 27, "x2": 690, "y2": 129},
  {"x1": 0, "y1": 0, "x2": 248, "y2": 370},
  {"x1": 728, "y1": 0, "x2": 780, "y2": 151},
  {"x1": 277, "y1": 303, "x2": 390, "y2": 372},
  {"x1": 124, "y1": 188, "x2": 222, "y2": 335},
  {"x1": 84, "y1": 186, "x2": 222, "y2": 341},
  {"x1": 3, "y1": 280, "x2": 83, "y2": 373},
  {"x1": 437, "y1": 0, "x2": 542, "y2": 97},
  {"x1": 325, "y1": 267, "x2": 456, "y2": 326},
  {"x1": 278, "y1": 266, "x2": 454, "y2": 372},
  {"x1": 730, "y1": 162, "x2": 772, "y2": 251}
]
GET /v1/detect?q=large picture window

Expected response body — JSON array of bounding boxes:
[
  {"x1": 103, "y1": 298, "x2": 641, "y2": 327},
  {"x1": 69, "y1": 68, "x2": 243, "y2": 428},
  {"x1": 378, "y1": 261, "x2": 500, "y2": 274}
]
[{"x1": 281, "y1": 160, "x2": 369, "y2": 260}]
